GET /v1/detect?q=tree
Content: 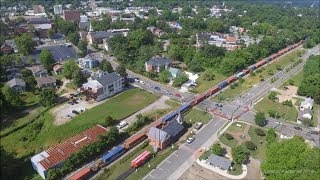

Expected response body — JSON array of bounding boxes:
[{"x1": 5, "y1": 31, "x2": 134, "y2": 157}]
[
  {"x1": 72, "y1": 69, "x2": 84, "y2": 87},
  {"x1": 173, "y1": 72, "x2": 189, "y2": 87},
  {"x1": 104, "y1": 115, "x2": 115, "y2": 127},
  {"x1": 40, "y1": 49, "x2": 54, "y2": 69},
  {"x1": 38, "y1": 89, "x2": 57, "y2": 107},
  {"x1": 254, "y1": 112, "x2": 266, "y2": 127},
  {"x1": 224, "y1": 133, "x2": 234, "y2": 140},
  {"x1": 255, "y1": 128, "x2": 266, "y2": 136},
  {"x1": 77, "y1": 40, "x2": 87, "y2": 56},
  {"x1": 202, "y1": 69, "x2": 215, "y2": 81},
  {"x1": 27, "y1": 56, "x2": 36, "y2": 65},
  {"x1": 99, "y1": 59, "x2": 113, "y2": 73},
  {"x1": 63, "y1": 60, "x2": 80, "y2": 79},
  {"x1": 159, "y1": 69, "x2": 172, "y2": 83},
  {"x1": 15, "y1": 33, "x2": 36, "y2": 55},
  {"x1": 67, "y1": 32, "x2": 80, "y2": 46},
  {"x1": 1, "y1": 85, "x2": 21, "y2": 108},
  {"x1": 232, "y1": 146, "x2": 247, "y2": 164},
  {"x1": 116, "y1": 64, "x2": 127, "y2": 78},
  {"x1": 212, "y1": 143, "x2": 223, "y2": 156},
  {"x1": 266, "y1": 128, "x2": 277, "y2": 143},
  {"x1": 268, "y1": 91, "x2": 278, "y2": 101},
  {"x1": 24, "y1": 76, "x2": 36, "y2": 91},
  {"x1": 261, "y1": 137, "x2": 320, "y2": 180},
  {"x1": 48, "y1": 29, "x2": 54, "y2": 38},
  {"x1": 245, "y1": 141, "x2": 257, "y2": 150}
]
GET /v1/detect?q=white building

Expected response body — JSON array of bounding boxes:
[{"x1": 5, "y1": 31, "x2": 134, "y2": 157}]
[
  {"x1": 81, "y1": 72, "x2": 124, "y2": 101},
  {"x1": 53, "y1": 5, "x2": 63, "y2": 15}
]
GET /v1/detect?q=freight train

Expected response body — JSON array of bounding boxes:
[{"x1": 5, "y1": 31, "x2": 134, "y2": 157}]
[{"x1": 70, "y1": 40, "x2": 303, "y2": 180}]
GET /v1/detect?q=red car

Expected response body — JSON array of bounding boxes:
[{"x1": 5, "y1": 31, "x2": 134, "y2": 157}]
[{"x1": 175, "y1": 93, "x2": 181, "y2": 98}]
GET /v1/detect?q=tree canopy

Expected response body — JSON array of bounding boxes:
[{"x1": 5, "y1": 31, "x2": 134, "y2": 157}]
[
  {"x1": 255, "y1": 112, "x2": 266, "y2": 127},
  {"x1": 14, "y1": 33, "x2": 36, "y2": 55},
  {"x1": 38, "y1": 89, "x2": 57, "y2": 107},
  {"x1": 63, "y1": 60, "x2": 80, "y2": 80},
  {"x1": 262, "y1": 136, "x2": 320, "y2": 180},
  {"x1": 39, "y1": 49, "x2": 54, "y2": 69},
  {"x1": 99, "y1": 59, "x2": 114, "y2": 73}
]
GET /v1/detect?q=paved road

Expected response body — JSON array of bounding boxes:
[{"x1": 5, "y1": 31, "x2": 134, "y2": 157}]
[{"x1": 144, "y1": 117, "x2": 226, "y2": 180}]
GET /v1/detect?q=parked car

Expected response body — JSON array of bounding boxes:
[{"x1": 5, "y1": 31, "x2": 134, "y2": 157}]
[
  {"x1": 66, "y1": 115, "x2": 72, "y2": 119},
  {"x1": 72, "y1": 110, "x2": 79, "y2": 115},
  {"x1": 193, "y1": 122, "x2": 203, "y2": 132},
  {"x1": 175, "y1": 93, "x2": 181, "y2": 98},
  {"x1": 294, "y1": 126, "x2": 302, "y2": 131},
  {"x1": 215, "y1": 103, "x2": 223, "y2": 108},
  {"x1": 154, "y1": 86, "x2": 160, "y2": 91},
  {"x1": 310, "y1": 131, "x2": 319, "y2": 135},
  {"x1": 117, "y1": 121, "x2": 128, "y2": 129},
  {"x1": 187, "y1": 136, "x2": 195, "y2": 144},
  {"x1": 139, "y1": 80, "x2": 145, "y2": 84}
]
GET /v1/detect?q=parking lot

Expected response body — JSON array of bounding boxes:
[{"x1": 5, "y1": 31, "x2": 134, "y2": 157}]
[{"x1": 23, "y1": 44, "x2": 77, "y2": 63}]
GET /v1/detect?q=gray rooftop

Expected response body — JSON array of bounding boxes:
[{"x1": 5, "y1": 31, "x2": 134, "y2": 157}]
[
  {"x1": 147, "y1": 127, "x2": 171, "y2": 143},
  {"x1": 163, "y1": 118, "x2": 184, "y2": 138},
  {"x1": 207, "y1": 154, "x2": 232, "y2": 170},
  {"x1": 96, "y1": 72, "x2": 122, "y2": 86},
  {"x1": 91, "y1": 31, "x2": 113, "y2": 39},
  {"x1": 146, "y1": 57, "x2": 172, "y2": 66},
  {"x1": 7, "y1": 78, "x2": 26, "y2": 87},
  {"x1": 36, "y1": 76, "x2": 56, "y2": 85}
]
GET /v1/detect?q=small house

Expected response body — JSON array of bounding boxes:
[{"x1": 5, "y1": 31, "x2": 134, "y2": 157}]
[
  {"x1": 147, "y1": 127, "x2": 171, "y2": 150},
  {"x1": 145, "y1": 57, "x2": 172, "y2": 73},
  {"x1": 36, "y1": 76, "x2": 56, "y2": 89},
  {"x1": 6, "y1": 78, "x2": 26, "y2": 92},
  {"x1": 206, "y1": 154, "x2": 232, "y2": 172},
  {"x1": 27, "y1": 65, "x2": 48, "y2": 77}
]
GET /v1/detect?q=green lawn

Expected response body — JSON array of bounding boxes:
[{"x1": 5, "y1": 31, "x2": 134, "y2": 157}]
[
  {"x1": 229, "y1": 163, "x2": 243, "y2": 175},
  {"x1": 254, "y1": 93, "x2": 298, "y2": 122},
  {"x1": 199, "y1": 149, "x2": 212, "y2": 160},
  {"x1": 184, "y1": 108, "x2": 212, "y2": 125},
  {"x1": 280, "y1": 70, "x2": 304, "y2": 89},
  {"x1": 218, "y1": 134, "x2": 239, "y2": 148},
  {"x1": 0, "y1": 107, "x2": 46, "y2": 136},
  {"x1": 226, "y1": 122, "x2": 247, "y2": 133},
  {"x1": 193, "y1": 71, "x2": 226, "y2": 93},
  {"x1": 313, "y1": 103, "x2": 319, "y2": 127},
  {"x1": 214, "y1": 49, "x2": 304, "y2": 101},
  {"x1": 20, "y1": 91, "x2": 38, "y2": 108},
  {"x1": 1, "y1": 88, "x2": 159, "y2": 158},
  {"x1": 247, "y1": 126, "x2": 267, "y2": 161},
  {"x1": 96, "y1": 143, "x2": 178, "y2": 180}
]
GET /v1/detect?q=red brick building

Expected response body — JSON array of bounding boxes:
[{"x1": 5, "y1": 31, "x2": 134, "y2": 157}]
[{"x1": 63, "y1": 10, "x2": 81, "y2": 24}]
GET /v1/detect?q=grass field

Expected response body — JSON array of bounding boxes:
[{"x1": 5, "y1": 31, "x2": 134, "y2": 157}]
[
  {"x1": 247, "y1": 126, "x2": 267, "y2": 161},
  {"x1": 1, "y1": 88, "x2": 158, "y2": 158},
  {"x1": 254, "y1": 93, "x2": 298, "y2": 122},
  {"x1": 218, "y1": 134, "x2": 239, "y2": 148},
  {"x1": 20, "y1": 91, "x2": 38, "y2": 108},
  {"x1": 213, "y1": 49, "x2": 304, "y2": 101},
  {"x1": 280, "y1": 70, "x2": 304, "y2": 89},
  {"x1": 0, "y1": 107, "x2": 46, "y2": 136},
  {"x1": 192, "y1": 71, "x2": 226, "y2": 93},
  {"x1": 230, "y1": 163, "x2": 243, "y2": 175},
  {"x1": 184, "y1": 108, "x2": 212, "y2": 125},
  {"x1": 226, "y1": 122, "x2": 247, "y2": 133},
  {"x1": 96, "y1": 143, "x2": 177, "y2": 180}
]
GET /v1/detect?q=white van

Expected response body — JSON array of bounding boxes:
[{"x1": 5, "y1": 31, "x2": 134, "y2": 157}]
[{"x1": 117, "y1": 121, "x2": 128, "y2": 129}]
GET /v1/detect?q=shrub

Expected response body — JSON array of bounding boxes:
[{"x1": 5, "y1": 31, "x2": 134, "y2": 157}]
[
  {"x1": 255, "y1": 128, "x2": 266, "y2": 136},
  {"x1": 282, "y1": 100, "x2": 293, "y2": 107},
  {"x1": 224, "y1": 133, "x2": 234, "y2": 140},
  {"x1": 212, "y1": 143, "x2": 223, "y2": 156},
  {"x1": 268, "y1": 92, "x2": 278, "y2": 101},
  {"x1": 245, "y1": 141, "x2": 257, "y2": 150}
]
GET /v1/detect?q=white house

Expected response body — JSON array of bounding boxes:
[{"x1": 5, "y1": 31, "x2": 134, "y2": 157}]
[{"x1": 297, "y1": 97, "x2": 314, "y2": 122}]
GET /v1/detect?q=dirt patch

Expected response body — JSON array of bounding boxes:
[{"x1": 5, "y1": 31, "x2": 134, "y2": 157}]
[
  {"x1": 228, "y1": 124, "x2": 251, "y2": 145},
  {"x1": 275, "y1": 86, "x2": 298, "y2": 103},
  {"x1": 243, "y1": 157, "x2": 263, "y2": 180},
  {"x1": 126, "y1": 94, "x2": 147, "y2": 106}
]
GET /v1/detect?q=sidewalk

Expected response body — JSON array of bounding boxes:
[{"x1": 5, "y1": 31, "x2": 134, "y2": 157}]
[{"x1": 197, "y1": 159, "x2": 247, "y2": 179}]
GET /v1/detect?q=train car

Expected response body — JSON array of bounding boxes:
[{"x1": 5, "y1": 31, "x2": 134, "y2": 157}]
[
  {"x1": 124, "y1": 133, "x2": 146, "y2": 149},
  {"x1": 242, "y1": 69, "x2": 250, "y2": 75},
  {"x1": 101, "y1": 145, "x2": 125, "y2": 165},
  {"x1": 131, "y1": 150, "x2": 151, "y2": 168},
  {"x1": 177, "y1": 103, "x2": 191, "y2": 114},
  {"x1": 236, "y1": 72, "x2": 245, "y2": 78},
  {"x1": 218, "y1": 80, "x2": 228, "y2": 89},
  {"x1": 162, "y1": 111, "x2": 177, "y2": 123},
  {"x1": 208, "y1": 86, "x2": 220, "y2": 96},
  {"x1": 70, "y1": 168, "x2": 93, "y2": 180},
  {"x1": 226, "y1": 76, "x2": 237, "y2": 84},
  {"x1": 256, "y1": 59, "x2": 267, "y2": 68},
  {"x1": 191, "y1": 94, "x2": 207, "y2": 106},
  {"x1": 248, "y1": 65, "x2": 256, "y2": 71},
  {"x1": 266, "y1": 57, "x2": 272, "y2": 62}
]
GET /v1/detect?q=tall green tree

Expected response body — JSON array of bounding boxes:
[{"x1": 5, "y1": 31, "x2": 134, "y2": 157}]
[
  {"x1": 67, "y1": 32, "x2": 80, "y2": 46},
  {"x1": 15, "y1": 33, "x2": 36, "y2": 55},
  {"x1": 39, "y1": 49, "x2": 54, "y2": 69},
  {"x1": 159, "y1": 69, "x2": 172, "y2": 83},
  {"x1": 212, "y1": 143, "x2": 223, "y2": 156},
  {"x1": 254, "y1": 112, "x2": 266, "y2": 127},
  {"x1": 232, "y1": 146, "x2": 248, "y2": 164},
  {"x1": 99, "y1": 59, "x2": 113, "y2": 73},
  {"x1": 63, "y1": 60, "x2": 80, "y2": 80},
  {"x1": 1, "y1": 85, "x2": 21, "y2": 108},
  {"x1": 38, "y1": 89, "x2": 57, "y2": 107}
]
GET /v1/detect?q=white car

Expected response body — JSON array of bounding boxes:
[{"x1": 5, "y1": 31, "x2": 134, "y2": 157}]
[
  {"x1": 140, "y1": 80, "x2": 146, "y2": 84},
  {"x1": 187, "y1": 136, "x2": 195, "y2": 144},
  {"x1": 117, "y1": 121, "x2": 128, "y2": 129},
  {"x1": 193, "y1": 122, "x2": 203, "y2": 132}
]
